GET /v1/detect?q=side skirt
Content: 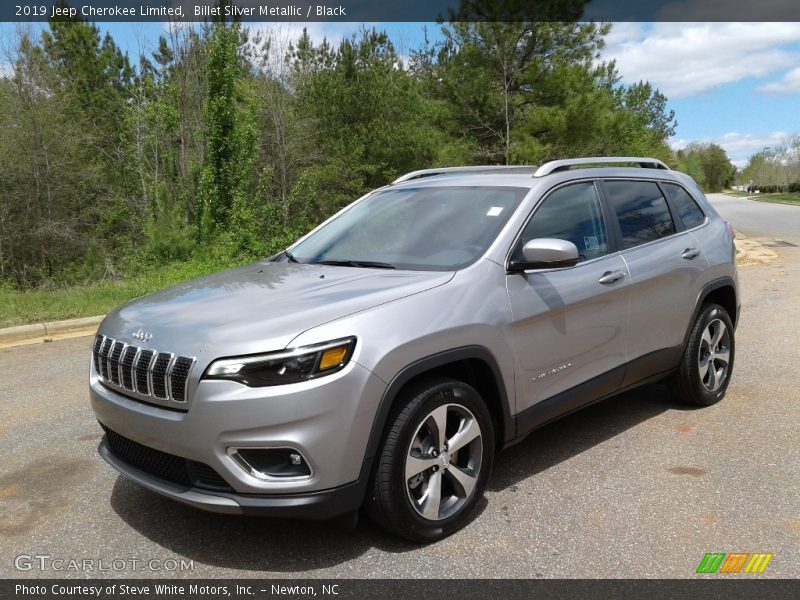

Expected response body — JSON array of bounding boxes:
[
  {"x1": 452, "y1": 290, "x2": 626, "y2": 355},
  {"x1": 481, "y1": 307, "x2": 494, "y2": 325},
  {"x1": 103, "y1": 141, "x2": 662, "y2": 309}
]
[{"x1": 508, "y1": 346, "x2": 683, "y2": 448}]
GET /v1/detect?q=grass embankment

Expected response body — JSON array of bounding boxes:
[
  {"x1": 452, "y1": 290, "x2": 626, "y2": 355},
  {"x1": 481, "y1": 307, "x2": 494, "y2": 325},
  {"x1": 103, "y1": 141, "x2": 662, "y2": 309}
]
[
  {"x1": 754, "y1": 192, "x2": 800, "y2": 205},
  {"x1": 725, "y1": 190, "x2": 800, "y2": 205},
  {"x1": 0, "y1": 258, "x2": 242, "y2": 328}
]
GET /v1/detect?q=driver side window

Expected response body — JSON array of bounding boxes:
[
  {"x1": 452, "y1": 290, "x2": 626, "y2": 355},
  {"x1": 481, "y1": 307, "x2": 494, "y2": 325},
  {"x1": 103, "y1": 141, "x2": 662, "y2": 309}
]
[{"x1": 512, "y1": 182, "x2": 608, "y2": 264}]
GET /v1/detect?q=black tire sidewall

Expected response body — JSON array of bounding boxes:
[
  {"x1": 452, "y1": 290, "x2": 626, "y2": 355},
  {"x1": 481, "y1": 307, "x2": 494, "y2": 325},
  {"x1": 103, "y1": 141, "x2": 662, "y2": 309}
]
[
  {"x1": 682, "y1": 303, "x2": 735, "y2": 405},
  {"x1": 382, "y1": 379, "x2": 495, "y2": 541}
]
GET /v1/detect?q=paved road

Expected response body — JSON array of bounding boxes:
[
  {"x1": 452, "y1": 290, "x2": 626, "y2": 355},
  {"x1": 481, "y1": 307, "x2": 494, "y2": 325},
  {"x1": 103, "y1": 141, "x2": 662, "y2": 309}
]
[
  {"x1": 1, "y1": 222, "x2": 798, "y2": 579},
  {"x1": 707, "y1": 193, "x2": 800, "y2": 245}
]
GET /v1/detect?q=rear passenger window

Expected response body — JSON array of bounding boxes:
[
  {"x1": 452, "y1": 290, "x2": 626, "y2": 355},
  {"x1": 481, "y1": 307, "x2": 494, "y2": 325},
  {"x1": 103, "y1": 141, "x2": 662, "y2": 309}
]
[
  {"x1": 661, "y1": 183, "x2": 706, "y2": 229},
  {"x1": 604, "y1": 181, "x2": 676, "y2": 249},
  {"x1": 512, "y1": 182, "x2": 608, "y2": 263}
]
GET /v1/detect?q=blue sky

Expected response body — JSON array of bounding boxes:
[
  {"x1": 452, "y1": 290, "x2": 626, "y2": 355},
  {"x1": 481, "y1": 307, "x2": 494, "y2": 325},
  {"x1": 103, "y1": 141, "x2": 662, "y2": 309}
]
[{"x1": 3, "y1": 21, "x2": 799, "y2": 168}]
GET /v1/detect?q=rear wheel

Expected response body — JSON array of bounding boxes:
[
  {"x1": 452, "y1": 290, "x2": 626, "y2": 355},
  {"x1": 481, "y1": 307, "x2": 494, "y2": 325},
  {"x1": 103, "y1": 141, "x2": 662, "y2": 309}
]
[
  {"x1": 366, "y1": 378, "x2": 494, "y2": 542},
  {"x1": 671, "y1": 303, "x2": 735, "y2": 406}
]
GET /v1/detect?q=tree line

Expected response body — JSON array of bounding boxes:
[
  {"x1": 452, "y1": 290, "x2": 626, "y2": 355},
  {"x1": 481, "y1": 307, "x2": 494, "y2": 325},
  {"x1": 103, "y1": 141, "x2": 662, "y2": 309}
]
[
  {"x1": 2, "y1": 7, "x2": 700, "y2": 288},
  {"x1": 738, "y1": 136, "x2": 800, "y2": 193}
]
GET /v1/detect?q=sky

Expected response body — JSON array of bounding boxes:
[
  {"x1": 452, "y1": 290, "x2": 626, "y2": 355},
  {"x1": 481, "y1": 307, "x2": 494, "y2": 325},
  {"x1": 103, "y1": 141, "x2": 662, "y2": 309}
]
[{"x1": 2, "y1": 21, "x2": 799, "y2": 168}]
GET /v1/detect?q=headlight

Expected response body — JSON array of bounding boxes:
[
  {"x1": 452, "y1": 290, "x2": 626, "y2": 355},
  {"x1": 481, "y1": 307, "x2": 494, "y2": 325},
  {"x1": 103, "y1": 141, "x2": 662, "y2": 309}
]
[{"x1": 203, "y1": 337, "x2": 356, "y2": 387}]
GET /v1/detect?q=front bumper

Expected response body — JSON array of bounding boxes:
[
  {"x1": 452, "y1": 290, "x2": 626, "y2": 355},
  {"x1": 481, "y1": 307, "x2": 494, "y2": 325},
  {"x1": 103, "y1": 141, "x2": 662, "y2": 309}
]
[
  {"x1": 90, "y1": 358, "x2": 386, "y2": 515},
  {"x1": 98, "y1": 439, "x2": 370, "y2": 518}
]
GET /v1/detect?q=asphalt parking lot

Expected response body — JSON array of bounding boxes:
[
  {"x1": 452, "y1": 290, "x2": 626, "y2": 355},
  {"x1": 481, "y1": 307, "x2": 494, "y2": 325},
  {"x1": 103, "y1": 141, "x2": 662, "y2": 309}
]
[{"x1": 0, "y1": 197, "x2": 798, "y2": 579}]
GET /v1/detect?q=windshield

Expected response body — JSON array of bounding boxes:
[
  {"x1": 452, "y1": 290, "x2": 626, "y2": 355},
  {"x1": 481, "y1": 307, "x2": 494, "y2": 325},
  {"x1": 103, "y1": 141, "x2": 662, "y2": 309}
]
[{"x1": 289, "y1": 186, "x2": 528, "y2": 271}]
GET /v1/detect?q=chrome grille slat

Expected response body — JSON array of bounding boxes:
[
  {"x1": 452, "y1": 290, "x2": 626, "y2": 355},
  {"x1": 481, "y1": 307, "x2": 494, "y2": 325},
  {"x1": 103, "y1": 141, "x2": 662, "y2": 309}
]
[
  {"x1": 151, "y1": 352, "x2": 173, "y2": 399},
  {"x1": 120, "y1": 346, "x2": 137, "y2": 391},
  {"x1": 108, "y1": 341, "x2": 124, "y2": 385},
  {"x1": 135, "y1": 349, "x2": 155, "y2": 395},
  {"x1": 169, "y1": 357, "x2": 196, "y2": 403},
  {"x1": 98, "y1": 337, "x2": 112, "y2": 380},
  {"x1": 92, "y1": 337, "x2": 195, "y2": 409},
  {"x1": 92, "y1": 335, "x2": 104, "y2": 374}
]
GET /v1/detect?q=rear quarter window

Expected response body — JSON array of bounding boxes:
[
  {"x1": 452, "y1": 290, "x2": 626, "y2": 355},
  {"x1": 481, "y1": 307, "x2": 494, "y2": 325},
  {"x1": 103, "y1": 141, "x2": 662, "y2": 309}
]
[
  {"x1": 661, "y1": 182, "x2": 706, "y2": 229},
  {"x1": 603, "y1": 180, "x2": 676, "y2": 249}
]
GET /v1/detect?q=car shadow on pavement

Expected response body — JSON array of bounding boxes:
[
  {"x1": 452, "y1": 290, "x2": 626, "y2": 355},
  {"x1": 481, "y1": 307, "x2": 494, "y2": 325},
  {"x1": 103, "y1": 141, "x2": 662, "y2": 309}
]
[
  {"x1": 109, "y1": 475, "x2": 430, "y2": 572},
  {"x1": 110, "y1": 382, "x2": 688, "y2": 572},
  {"x1": 490, "y1": 382, "x2": 687, "y2": 492}
]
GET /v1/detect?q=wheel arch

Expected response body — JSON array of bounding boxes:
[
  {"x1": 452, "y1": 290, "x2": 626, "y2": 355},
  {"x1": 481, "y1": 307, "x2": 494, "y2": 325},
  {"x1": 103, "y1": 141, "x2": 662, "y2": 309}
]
[
  {"x1": 363, "y1": 346, "x2": 514, "y2": 464},
  {"x1": 684, "y1": 277, "x2": 739, "y2": 349}
]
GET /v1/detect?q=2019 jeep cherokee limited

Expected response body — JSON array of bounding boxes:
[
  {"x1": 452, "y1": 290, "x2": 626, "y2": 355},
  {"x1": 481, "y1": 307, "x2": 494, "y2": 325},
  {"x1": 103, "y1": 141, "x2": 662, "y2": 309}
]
[{"x1": 89, "y1": 157, "x2": 738, "y2": 542}]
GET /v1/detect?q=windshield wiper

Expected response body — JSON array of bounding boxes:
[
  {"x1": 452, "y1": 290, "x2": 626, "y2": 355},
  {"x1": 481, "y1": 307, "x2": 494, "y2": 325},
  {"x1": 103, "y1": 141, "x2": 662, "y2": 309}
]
[
  {"x1": 316, "y1": 259, "x2": 396, "y2": 269},
  {"x1": 284, "y1": 249, "x2": 299, "y2": 263}
]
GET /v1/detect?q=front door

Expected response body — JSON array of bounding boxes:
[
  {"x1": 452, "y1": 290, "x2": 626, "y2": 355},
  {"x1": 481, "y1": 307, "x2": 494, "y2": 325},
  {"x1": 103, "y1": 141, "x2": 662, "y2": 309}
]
[{"x1": 505, "y1": 181, "x2": 630, "y2": 417}]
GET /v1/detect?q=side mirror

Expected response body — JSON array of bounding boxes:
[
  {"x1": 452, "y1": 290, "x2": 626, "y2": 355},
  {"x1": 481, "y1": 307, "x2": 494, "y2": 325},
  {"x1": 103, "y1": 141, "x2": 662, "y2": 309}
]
[{"x1": 510, "y1": 238, "x2": 580, "y2": 271}]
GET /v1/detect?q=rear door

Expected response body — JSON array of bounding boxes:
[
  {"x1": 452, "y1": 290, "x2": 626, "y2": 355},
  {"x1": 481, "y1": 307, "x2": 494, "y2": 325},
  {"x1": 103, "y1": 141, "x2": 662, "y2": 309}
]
[
  {"x1": 505, "y1": 181, "x2": 631, "y2": 417},
  {"x1": 599, "y1": 179, "x2": 710, "y2": 382}
]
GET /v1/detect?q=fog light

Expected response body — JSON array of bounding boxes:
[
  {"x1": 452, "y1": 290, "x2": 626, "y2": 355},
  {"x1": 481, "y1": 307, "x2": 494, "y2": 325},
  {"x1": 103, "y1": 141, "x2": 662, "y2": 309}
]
[{"x1": 228, "y1": 447, "x2": 312, "y2": 480}]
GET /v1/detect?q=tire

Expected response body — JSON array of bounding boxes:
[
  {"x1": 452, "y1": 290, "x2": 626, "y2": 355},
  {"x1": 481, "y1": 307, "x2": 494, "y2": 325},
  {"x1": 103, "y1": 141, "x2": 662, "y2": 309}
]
[
  {"x1": 365, "y1": 377, "x2": 495, "y2": 543},
  {"x1": 671, "y1": 303, "x2": 735, "y2": 406}
]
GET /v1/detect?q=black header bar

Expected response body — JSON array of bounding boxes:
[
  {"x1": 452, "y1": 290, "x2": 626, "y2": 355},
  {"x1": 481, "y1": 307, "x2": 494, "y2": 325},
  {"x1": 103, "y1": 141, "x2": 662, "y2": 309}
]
[{"x1": 3, "y1": 0, "x2": 800, "y2": 23}]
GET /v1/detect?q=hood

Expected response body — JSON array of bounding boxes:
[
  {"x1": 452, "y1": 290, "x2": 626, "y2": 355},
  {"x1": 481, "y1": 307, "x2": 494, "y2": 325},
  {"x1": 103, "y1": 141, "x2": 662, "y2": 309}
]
[{"x1": 99, "y1": 261, "x2": 453, "y2": 358}]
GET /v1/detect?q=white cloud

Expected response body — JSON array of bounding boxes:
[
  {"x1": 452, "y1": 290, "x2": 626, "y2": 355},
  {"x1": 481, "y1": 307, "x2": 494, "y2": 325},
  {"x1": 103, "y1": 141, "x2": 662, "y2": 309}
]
[
  {"x1": 671, "y1": 131, "x2": 792, "y2": 166},
  {"x1": 602, "y1": 22, "x2": 800, "y2": 98},
  {"x1": 758, "y1": 66, "x2": 800, "y2": 93}
]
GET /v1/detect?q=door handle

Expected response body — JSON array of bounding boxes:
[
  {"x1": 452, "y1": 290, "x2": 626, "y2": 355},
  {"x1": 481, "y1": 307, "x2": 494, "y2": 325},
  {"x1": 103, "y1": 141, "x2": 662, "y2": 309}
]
[
  {"x1": 681, "y1": 248, "x2": 701, "y2": 260},
  {"x1": 598, "y1": 270, "x2": 625, "y2": 284}
]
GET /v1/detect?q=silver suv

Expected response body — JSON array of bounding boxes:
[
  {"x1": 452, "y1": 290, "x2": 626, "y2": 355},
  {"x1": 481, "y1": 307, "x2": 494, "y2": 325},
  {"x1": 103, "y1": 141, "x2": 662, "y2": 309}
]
[{"x1": 89, "y1": 157, "x2": 738, "y2": 542}]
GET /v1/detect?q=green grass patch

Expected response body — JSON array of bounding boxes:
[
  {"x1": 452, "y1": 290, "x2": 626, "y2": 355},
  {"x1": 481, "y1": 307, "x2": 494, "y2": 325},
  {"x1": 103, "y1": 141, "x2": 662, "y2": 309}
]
[
  {"x1": 0, "y1": 258, "x2": 244, "y2": 328},
  {"x1": 722, "y1": 190, "x2": 752, "y2": 197},
  {"x1": 752, "y1": 192, "x2": 800, "y2": 205}
]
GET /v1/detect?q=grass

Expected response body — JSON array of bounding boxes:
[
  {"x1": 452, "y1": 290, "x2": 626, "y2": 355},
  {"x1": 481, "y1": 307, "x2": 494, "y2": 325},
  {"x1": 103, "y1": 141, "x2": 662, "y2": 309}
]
[
  {"x1": 753, "y1": 192, "x2": 800, "y2": 205},
  {"x1": 724, "y1": 190, "x2": 800, "y2": 205},
  {"x1": 0, "y1": 258, "x2": 242, "y2": 328}
]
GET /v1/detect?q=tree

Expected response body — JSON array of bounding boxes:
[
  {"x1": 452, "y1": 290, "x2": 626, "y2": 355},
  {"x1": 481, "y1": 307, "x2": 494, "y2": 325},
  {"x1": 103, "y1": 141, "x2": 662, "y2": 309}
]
[
  {"x1": 436, "y1": 1, "x2": 608, "y2": 163},
  {"x1": 678, "y1": 143, "x2": 736, "y2": 192}
]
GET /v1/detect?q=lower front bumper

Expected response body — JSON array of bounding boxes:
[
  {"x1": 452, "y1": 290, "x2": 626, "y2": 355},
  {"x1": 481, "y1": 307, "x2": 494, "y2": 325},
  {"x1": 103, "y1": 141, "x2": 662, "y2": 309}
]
[{"x1": 99, "y1": 439, "x2": 370, "y2": 519}]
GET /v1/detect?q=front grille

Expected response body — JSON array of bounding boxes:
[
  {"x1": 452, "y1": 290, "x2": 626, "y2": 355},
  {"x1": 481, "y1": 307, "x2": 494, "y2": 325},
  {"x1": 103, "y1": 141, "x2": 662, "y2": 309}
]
[
  {"x1": 120, "y1": 346, "x2": 137, "y2": 391},
  {"x1": 170, "y1": 357, "x2": 194, "y2": 402},
  {"x1": 151, "y1": 352, "x2": 172, "y2": 399},
  {"x1": 108, "y1": 341, "x2": 124, "y2": 385},
  {"x1": 98, "y1": 338, "x2": 112, "y2": 380},
  {"x1": 92, "y1": 335, "x2": 196, "y2": 407},
  {"x1": 135, "y1": 349, "x2": 155, "y2": 394},
  {"x1": 102, "y1": 424, "x2": 232, "y2": 492}
]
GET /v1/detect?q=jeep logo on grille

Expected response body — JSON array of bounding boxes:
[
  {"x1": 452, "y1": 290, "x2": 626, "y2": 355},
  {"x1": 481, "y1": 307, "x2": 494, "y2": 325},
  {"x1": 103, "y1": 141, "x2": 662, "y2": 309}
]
[{"x1": 132, "y1": 329, "x2": 153, "y2": 342}]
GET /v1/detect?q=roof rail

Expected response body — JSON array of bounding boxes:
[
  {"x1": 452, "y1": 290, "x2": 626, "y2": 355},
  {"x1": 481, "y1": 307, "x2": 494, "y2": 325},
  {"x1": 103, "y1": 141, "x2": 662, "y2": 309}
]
[
  {"x1": 392, "y1": 165, "x2": 537, "y2": 184},
  {"x1": 533, "y1": 157, "x2": 670, "y2": 178}
]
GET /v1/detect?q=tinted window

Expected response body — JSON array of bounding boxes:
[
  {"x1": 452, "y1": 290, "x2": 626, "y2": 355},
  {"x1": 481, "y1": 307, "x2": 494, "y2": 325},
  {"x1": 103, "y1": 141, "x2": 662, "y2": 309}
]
[
  {"x1": 604, "y1": 181, "x2": 675, "y2": 249},
  {"x1": 662, "y1": 183, "x2": 706, "y2": 229},
  {"x1": 291, "y1": 186, "x2": 527, "y2": 271},
  {"x1": 512, "y1": 182, "x2": 608, "y2": 263}
]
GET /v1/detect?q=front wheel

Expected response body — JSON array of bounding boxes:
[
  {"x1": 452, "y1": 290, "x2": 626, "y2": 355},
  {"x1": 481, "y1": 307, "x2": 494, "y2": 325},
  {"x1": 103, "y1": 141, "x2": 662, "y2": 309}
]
[
  {"x1": 671, "y1": 303, "x2": 735, "y2": 406},
  {"x1": 366, "y1": 378, "x2": 494, "y2": 542}
]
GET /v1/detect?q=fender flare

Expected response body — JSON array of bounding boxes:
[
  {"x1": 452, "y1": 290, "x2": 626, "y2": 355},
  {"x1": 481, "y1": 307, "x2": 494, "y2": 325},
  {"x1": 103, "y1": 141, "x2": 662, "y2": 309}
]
[
  {"x1": 363, "y1": 346, "x2": 515, "y2": 462},
  {"x1": 682, "y1": 276, "x2": 738, "y2": 350}
]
